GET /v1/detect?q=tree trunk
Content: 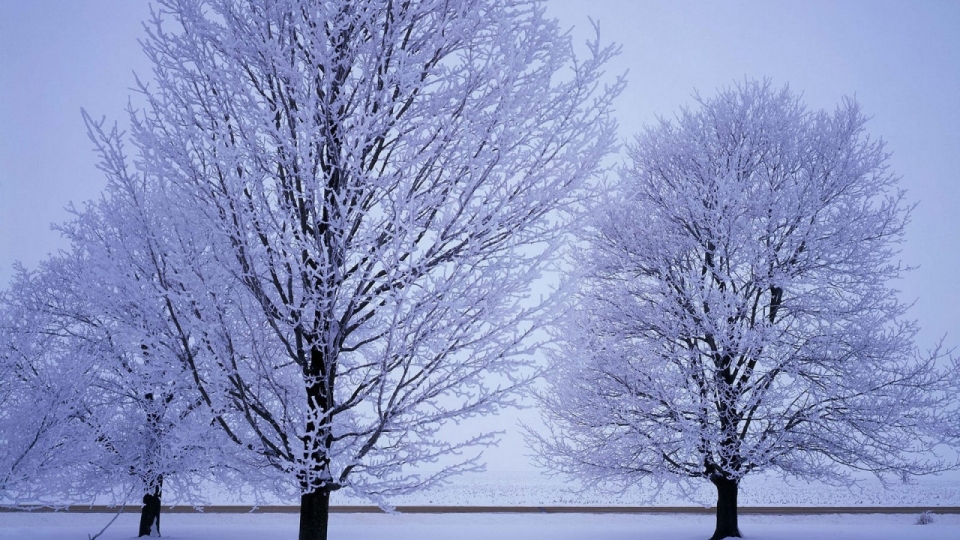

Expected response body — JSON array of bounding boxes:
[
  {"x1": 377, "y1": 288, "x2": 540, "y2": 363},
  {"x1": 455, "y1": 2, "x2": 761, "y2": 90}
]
[
  {"x1": 299, "y1": 489, "x2": 331, "y2": 540},
  {"x1": 709, "y1": 475, "x2": 741, "y2": 540},
  {"x1": 138, "y1": 488, "x2": 162, "y2": 537},
  {"x1": 139, "y1": 389, "x2": 165, "y2": 537}
]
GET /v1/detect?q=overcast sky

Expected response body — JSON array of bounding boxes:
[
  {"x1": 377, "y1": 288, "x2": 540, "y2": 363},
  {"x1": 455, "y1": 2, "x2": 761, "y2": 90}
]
[{"x1": 2, "y1": 1, "x2": 959, "y2": 472}]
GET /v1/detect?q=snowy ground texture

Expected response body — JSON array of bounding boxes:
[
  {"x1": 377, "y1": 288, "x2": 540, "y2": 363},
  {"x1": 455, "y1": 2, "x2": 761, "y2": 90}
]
[
  {"x1": 4, "y1": 471, "x2": 958, "y2": 539},
  {"x1": 2, "y1": 512, "x2": 959, "y2": 540},
  {"x1": 355, "y1": 470, "x2": 960, "y2": 508}
]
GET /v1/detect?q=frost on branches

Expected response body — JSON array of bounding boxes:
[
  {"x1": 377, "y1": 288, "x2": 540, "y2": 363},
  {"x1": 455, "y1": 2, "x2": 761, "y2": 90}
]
[
  {"x1": 0, "y1": 136, "x2": 233, "y2": 535},
  {"x1": 106, "y1": 1, "x2": 620, "y2": 539},
  {"x1": 533, "y1": 80, "x2": 960, "y2": 540},
  {"x1": 0, "y1": 272, "x2": 100, "y2": 506}
]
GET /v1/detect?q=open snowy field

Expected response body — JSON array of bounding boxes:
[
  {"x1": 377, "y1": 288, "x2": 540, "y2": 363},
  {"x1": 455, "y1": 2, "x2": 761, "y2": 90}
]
[
  {"x1": 190, "y1": 469, "x2": 956, "y2": 509},
  {"x1": 357, "y1": 470, "x2": 960, "y2": 508},
  {"x1": 2, "y1": 511, "x2": 959, "y2": 540}
]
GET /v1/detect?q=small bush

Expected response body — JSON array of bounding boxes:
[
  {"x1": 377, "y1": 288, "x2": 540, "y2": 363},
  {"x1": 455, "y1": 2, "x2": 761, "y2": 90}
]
[{"x1": 916, "y1": 511, "x2": 935, "y2": 525}]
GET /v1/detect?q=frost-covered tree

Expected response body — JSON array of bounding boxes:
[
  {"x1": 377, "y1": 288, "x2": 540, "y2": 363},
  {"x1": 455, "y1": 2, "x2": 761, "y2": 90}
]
[
  {"x1": 0, "y1": 206, "x2": 228, "y2": 535},
  {"x1": 106, "y1": 1, "x2": 621, "y2": 539},
  {"x1": 54, "y1": 205, "x2": 224, "y2": 537},
  {"x1": 533, "y1": 80, "x2": 960, "y2": 540},
  {"x1": 1, "y1": 117, "x2": 236, "y2": 535}
]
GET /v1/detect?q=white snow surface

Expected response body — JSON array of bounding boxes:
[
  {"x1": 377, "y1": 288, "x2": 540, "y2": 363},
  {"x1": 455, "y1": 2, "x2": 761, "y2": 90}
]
[
  {"x1": 1, "y1": 511, "x2": 959, "y2": 540},
  {"x1": 345, "y1": 470, "x2": 960, "y2": 508},
  {"x1": 7, "y1": 469, "x2": 958, "y2": 509},
  {"x1": 174, "y1": 470, "x2": 955, "y2": 508}
]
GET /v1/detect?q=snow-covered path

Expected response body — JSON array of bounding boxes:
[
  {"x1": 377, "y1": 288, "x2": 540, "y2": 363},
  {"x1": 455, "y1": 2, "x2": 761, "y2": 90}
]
[{"x1": 2, "y1": 512, "x2": 958, "y2": 540}]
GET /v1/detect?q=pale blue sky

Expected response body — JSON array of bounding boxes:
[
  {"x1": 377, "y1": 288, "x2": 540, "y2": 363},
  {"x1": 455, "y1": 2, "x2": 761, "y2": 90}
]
[{"x1": 2, "y1": 1, "x2": 959, "y2": 472}]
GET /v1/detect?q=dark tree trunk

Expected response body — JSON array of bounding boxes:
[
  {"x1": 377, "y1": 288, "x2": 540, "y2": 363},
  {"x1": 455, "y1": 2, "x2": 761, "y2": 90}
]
[
  {"x1": 138, "y1": 486, "x2": 162, "y2": 537},
  {"x1": 709, "y1": 475, "x2": 741, "y2": 540},
  {"x1": 297, "y1": 341, "x2": 336, "y2": 540},
  {"x1": 299, "y1": 489, "x2": 331, "y2": 540},
  {"x1": 139, "y1": 390, "x2": 165, "y2": 537}
]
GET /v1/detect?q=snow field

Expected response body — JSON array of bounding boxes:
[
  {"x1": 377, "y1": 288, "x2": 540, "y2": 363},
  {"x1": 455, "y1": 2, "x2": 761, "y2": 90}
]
[
  {"x1": 328, "y1": 470, "x2": 960, "y2": 508},
  {"x1": 2, "y1": 512, "x2": 959, "y2": 540}
]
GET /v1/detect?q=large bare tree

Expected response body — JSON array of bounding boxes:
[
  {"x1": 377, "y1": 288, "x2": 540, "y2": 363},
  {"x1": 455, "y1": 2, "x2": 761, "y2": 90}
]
[
  {"x1": 97, "y1": 1, "x2": 622, "y2": 538},
  {"x1": 533, "y1": 80, "x2": 960, "y2": 540}
]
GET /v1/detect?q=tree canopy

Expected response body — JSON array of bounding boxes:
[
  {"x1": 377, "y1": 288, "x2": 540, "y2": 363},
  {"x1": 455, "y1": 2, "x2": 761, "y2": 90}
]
[
  {"x1": 534, "y1": 80, "x2": 960, "y2": 540},
  {"x1": 0, "y1": 1, "x2": 621, "y2": 539}
]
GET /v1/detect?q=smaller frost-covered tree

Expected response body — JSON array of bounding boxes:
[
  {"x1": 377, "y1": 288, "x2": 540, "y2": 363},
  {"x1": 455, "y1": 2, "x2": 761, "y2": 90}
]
[
  {"x1": 0, "y1": 118, "x2": 235, "y2": 535},
  {"x1": 1, "y1": 256, "x2": 217, "y2": 536},
  {"x1": 533, "y1": 80, "x2": 960, "y2": 540}
]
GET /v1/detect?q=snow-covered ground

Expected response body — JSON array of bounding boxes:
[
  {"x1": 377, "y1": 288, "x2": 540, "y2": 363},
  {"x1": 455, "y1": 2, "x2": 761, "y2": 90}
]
[
  {"x1": 43, "y1": 469, "x2": 948, "y2": 509},
  {"x1": 2, "y1": 511, "x2": 959, "y2": 540},
  {"x1": 4, "y1": 470, "x2": 957, "y2": 540},
  {"x1": 7, "y1": 470, "x2": 957, "y2": 511},
  {"x1": 327, "y1": 470, "x2": 960, "y2": 508}
]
